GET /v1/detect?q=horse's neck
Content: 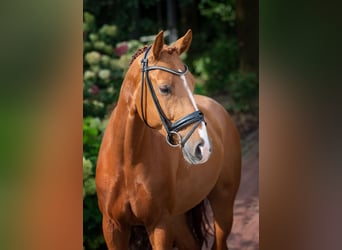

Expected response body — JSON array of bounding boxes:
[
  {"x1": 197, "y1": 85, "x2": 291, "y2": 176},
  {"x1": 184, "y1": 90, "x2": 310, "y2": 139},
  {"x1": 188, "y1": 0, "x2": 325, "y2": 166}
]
[{"x1": 111, "y1": 97, "x2": 147, "y2": 165}]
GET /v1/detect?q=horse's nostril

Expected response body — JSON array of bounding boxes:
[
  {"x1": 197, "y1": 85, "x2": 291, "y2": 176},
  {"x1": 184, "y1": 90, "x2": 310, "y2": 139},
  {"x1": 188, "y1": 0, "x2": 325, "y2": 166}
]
[{"x1": 195, "y1": 141, "x2": 204, "y2": 160}]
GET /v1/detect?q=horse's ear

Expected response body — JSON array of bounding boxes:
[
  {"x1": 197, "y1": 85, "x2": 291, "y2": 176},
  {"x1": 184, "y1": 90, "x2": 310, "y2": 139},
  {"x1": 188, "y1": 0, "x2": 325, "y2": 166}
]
[
  {"x1": 173, "y1": 29, "x2": 192, "y2": 55},
  {"x1": 151, "y1": 30, "x2": 164, "y2": 60}
]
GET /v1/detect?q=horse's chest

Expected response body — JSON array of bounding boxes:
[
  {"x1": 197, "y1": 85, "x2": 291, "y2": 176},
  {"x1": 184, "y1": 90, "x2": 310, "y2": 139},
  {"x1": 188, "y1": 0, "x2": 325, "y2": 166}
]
[{"x1": 123, "y1": 160, "x2": 176, "y2": 219}]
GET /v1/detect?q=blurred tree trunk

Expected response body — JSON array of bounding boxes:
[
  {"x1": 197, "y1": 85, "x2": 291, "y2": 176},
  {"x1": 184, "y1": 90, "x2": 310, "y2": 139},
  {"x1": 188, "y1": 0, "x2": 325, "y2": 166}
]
[
  {"x1": 166, "y1": 0, "x2": 178, "y2": 43},
  {"x1": 236, "y1": 0, "x2": 259, "y2": 73},
  {"x1": 179, "y1": 0, "x2": 200, "y2": 35},
  {"x1": 131, "y1": 0, "x2": 140, "y2": 39},
  {"x1": 157, "y1": 0, "x2": 162, "y2": 29}
]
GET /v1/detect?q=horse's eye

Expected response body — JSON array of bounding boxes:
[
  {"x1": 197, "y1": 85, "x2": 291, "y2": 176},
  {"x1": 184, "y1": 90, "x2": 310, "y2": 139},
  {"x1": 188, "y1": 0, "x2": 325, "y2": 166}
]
[{"x1": 158, "y1": 85, "x2": 172, "y2": 95}]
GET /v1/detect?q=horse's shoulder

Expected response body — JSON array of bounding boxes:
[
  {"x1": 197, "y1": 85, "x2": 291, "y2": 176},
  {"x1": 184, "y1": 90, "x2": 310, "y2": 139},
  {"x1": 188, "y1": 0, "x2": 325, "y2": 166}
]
[
  {"x1": 194, "y1": 95, "x2": 229, "y2": 117},
  {"x1": 195, "y1": 94, "x2": 238, "y2": 137},
  {"x1": 195, "y1": 94, "x2": 218, "y2": 105}
]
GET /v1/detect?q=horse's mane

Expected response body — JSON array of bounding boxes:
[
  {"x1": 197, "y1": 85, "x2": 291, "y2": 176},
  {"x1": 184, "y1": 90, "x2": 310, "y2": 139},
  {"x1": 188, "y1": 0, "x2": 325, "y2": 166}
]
[
  {"x1": 129, "y1": 45, "x2": 178, "y2": 67},
  {"x1": 129, "y1": 45, "x2": 149, "y2": 66}
]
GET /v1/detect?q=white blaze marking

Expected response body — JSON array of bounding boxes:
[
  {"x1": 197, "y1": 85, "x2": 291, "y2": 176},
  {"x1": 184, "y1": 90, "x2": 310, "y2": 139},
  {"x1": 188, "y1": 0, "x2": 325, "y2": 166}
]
[
  {"x1": 198, "y1": 121, "x2": 211, "y2": 162},
  {"x1": 180, "y1": 72, "x2": 211, "y2": 162},
  {"x1": 180, "y1": 74, "x2": 198, "y2": 111}
]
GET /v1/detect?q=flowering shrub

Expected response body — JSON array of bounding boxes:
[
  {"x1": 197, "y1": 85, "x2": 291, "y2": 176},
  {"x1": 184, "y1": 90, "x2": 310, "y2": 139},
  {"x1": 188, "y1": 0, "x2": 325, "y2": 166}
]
[{"x1": 83, "y1": 157, "x2": 96, "y2": 198}]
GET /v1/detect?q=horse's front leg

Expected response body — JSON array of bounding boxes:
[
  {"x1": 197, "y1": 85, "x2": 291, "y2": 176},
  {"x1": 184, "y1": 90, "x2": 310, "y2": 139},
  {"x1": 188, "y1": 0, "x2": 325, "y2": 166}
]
[
  {"x1": 208, "y1": 182, "x2": 239, "y2": 250},
  {"x1": 146, "y1": 219, "x2": 174, "y2": 250},
  {"x1": 102, "y1": 216, "x2": 130, "y2": 250},
  {"x1": 173, "y1": 213, "x2": 201, "y2": 250}
]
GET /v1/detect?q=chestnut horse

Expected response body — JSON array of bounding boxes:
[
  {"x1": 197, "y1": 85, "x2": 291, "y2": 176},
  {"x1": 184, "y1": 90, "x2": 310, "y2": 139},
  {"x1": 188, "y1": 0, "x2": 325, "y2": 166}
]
[{"x1": 96, "y1": 30, "x2": 241, "y2": 250}]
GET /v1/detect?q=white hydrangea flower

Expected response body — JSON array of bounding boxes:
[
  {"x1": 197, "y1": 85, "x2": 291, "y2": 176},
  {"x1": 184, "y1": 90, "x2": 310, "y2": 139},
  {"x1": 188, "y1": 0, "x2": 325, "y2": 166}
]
[
  {"x1": 85, "y1": 51, "x2": 101, "y2": 65},
  {"x1": 98, "y1": 69, "x2": 111, "y2": 80}
]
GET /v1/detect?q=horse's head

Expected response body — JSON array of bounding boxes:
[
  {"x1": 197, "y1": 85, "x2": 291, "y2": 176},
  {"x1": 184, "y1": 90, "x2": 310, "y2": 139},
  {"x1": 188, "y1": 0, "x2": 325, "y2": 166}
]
[{"x1": 133, "y1": 30, "x2": 211, "y2": 165}]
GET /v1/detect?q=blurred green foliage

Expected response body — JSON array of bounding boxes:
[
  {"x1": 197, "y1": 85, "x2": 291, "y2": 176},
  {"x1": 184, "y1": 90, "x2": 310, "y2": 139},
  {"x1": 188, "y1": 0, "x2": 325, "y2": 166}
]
[
  {"x1": 228, "y1": 72, "x2": 258, "y2": 112},
  {"x1": 83, "y1": 1, "x2": 258, "y2": 249},
  {"x1": 199, "y1": 0, "x2": 236, "y2": 24},
  {"x1": 84, "y1": 0, "x2": 161, "y2": 41},
  {"x1": 193, "y1": 38, "x2": 239, "y2": 92}
]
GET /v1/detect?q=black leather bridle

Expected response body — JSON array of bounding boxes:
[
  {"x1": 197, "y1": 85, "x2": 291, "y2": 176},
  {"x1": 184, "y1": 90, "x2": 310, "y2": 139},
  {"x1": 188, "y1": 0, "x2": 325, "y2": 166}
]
[{"x1": 140, "y1": 46, "x2": 205, "y2": 147}]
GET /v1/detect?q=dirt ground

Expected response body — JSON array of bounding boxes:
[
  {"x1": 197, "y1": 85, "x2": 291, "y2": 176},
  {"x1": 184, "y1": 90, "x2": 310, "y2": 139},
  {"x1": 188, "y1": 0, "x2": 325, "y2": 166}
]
[
  {"x1": 228, "y1": 129, "x2": 259, "y2": 249},
  {"x1": 202, "y1": 129, "x2": 259, "y2": 250}
]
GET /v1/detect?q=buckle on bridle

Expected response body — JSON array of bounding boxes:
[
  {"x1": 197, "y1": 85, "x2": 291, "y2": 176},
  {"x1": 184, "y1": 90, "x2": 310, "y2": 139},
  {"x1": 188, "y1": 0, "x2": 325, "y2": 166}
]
[{"x1": 166, "y1": 131, "x2": 182, "y2": 147}]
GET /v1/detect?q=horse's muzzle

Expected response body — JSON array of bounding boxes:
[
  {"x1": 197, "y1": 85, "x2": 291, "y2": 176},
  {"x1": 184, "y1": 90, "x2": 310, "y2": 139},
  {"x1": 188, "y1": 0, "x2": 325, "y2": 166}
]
[{"x1": 182, "y1": 131, "x2": 211, "y2": 165}]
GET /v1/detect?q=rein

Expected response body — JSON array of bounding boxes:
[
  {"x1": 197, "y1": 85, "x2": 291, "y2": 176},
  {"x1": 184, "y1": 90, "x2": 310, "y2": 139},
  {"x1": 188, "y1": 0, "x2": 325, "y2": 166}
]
[{"x1": 140, "y1": 46, "x2": 205, "y2": 147}]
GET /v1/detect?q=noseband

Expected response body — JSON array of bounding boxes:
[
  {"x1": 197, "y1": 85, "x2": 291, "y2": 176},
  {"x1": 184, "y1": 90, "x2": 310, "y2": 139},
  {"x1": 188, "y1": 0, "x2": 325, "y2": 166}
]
[{"x1": 140, "y1": 46, "x2": 205, "y2": 147}]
